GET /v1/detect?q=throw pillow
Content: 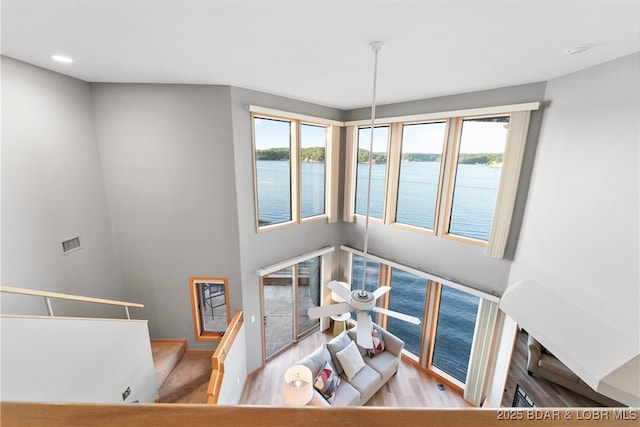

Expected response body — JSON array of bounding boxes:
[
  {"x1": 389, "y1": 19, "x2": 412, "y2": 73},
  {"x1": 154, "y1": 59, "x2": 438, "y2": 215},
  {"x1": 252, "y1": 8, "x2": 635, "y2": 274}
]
[
  {"x1": 336, "y1": 340, "x2": 366, "y2": 382},
  {"x1": 326, "y1": 331, "x2": 353, "y2": 376},
  {"x1": 313, "y1": 360, "x2": 340, "y2": 403},
  {"x1": 367, "y1": 327, "x2": 385, "y2": 357}
]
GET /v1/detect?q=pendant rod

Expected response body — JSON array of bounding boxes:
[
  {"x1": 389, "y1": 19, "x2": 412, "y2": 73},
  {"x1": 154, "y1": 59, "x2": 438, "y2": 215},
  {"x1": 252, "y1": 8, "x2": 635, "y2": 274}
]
[{"x1": 360, "y1": 41, "x2": 383, "y2": 295}]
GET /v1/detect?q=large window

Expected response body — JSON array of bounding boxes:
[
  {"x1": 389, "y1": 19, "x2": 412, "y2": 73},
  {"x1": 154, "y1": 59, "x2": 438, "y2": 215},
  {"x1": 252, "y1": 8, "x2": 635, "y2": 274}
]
[
  {"x1": 346, "y1": 104, "x2": 536, "y2": 253},
  {"x1": 355, "y1": 126, "x2": 389, "y2": 219},
  {"x1": 386, "y1": 268, "x2": 427, "y2": 357},
  {"x1": 395, "y1": 121, "x2": 447, "y2": 230},
  {"x1": 252, "y1": 109, "x2": 335, "y2": 231},
  {"x1": 446, "y1": 116, "x2": 509, "y2": 241},
  {"x1": 346, "y1": 249, "x2": 492, "y2": 389},
  {"x1": 431, "y1": 285, "x2": 480, "y2": 383},
  {"x1": 254, "y1": 117, "x2": 293, "y2": 226}
]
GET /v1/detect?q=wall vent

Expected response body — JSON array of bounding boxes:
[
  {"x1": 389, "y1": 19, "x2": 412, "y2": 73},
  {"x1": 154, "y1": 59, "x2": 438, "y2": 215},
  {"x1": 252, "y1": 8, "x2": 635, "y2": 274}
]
[{"x1": 60, "y1": 236, "x2": 81, "y2": 255}]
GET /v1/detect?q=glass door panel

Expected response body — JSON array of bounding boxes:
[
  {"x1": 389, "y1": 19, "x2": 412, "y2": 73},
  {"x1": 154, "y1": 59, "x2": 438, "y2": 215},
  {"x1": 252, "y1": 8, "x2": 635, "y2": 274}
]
[
  {"x1": 297, "y1": 257, "x2": 321, "y2": 336},
  {"x1": 263, "y1": 267, "x2": 294, "y2": 359}
]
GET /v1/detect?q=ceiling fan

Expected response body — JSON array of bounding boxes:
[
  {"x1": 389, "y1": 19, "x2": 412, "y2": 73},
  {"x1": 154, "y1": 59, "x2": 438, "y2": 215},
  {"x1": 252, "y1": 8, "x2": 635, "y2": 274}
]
[
  {"x1": 307, "y1": 42, "x2": 421, "y2": 349},
  {"x1": 308, "y1": 280, "x2": 420, "y2": 348}
]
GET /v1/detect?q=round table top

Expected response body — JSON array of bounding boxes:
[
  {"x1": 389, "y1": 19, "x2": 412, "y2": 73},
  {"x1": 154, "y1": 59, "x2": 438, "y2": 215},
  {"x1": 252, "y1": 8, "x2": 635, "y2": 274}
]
[{"x1": 330, "y1": 312, "x2": 351, "y2": 321}]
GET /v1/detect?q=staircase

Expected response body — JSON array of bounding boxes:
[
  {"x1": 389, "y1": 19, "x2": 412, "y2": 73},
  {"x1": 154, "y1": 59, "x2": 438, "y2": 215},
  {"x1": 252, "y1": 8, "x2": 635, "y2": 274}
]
[{"x1": 151, "y1": 340, "x2": 213, "y2": 403}]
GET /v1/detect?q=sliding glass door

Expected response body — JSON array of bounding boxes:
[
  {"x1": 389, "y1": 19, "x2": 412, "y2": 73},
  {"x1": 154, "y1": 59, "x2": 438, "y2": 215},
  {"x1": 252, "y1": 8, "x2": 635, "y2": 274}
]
[{"x1": 262, "y1": 256, "x2": 321, "y2": 360}]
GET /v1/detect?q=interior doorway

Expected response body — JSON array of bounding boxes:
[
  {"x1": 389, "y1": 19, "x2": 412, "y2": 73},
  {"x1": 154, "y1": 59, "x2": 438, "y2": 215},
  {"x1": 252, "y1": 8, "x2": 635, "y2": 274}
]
[{"x1": 261, "y1": 256, "x2": 321, "y2": 361}]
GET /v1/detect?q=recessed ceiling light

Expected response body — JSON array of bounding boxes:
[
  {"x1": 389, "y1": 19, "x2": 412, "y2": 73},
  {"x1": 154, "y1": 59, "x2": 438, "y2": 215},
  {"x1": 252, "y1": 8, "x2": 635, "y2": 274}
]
[
  {"x1": 51, "y1": 55, "x2": 73, "y2": 63},
  {"x1": 565, "y1": 46, "x2": 589, "y2": 55}
]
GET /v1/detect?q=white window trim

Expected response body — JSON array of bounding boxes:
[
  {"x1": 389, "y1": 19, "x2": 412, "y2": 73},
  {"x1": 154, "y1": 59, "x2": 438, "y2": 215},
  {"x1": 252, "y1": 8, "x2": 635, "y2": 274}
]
[
  {"x1": 341, "y1": 245, "x2": 499, "y2": 303},
  {"x1": 344, "y1": 102, "x2": 539, "y2": 127}
]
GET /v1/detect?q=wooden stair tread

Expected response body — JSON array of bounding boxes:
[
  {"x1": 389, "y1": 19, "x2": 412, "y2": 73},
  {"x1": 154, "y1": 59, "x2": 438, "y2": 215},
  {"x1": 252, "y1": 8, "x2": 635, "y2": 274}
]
[
  {"x1": 157, "y1": 350, "x2": 213, "y2": 403},
  {"x1": 151, "y1": 341, "x2": 186, "y2": 388}
]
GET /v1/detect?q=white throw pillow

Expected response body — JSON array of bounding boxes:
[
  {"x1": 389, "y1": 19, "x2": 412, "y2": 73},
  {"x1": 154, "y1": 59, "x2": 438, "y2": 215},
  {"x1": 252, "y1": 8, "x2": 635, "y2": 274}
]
[{"x1": 336, "y1": 340, "x2": 366, "y2": 382}]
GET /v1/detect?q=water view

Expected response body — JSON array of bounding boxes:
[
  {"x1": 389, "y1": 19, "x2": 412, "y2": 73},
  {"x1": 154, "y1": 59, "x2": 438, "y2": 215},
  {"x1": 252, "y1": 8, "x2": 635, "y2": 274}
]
[{"x1": 256, "y1": 158, "x2": 496, "y2": 381}]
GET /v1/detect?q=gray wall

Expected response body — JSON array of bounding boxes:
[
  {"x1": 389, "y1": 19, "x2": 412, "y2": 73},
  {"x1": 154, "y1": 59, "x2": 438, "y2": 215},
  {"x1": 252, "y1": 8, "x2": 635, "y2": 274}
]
[
  {"x1": 91, "y1": 83, "x2": 243, "y2": 349},
  {"x1": 1, "y1": 57, "x2": 124, "y2": 318},
  {"x1": 341, "y1": 83, "x2": 547, "y2": 295},
  {"x1": 229, "y1": 87, "x2": 343, "y2": 372}
]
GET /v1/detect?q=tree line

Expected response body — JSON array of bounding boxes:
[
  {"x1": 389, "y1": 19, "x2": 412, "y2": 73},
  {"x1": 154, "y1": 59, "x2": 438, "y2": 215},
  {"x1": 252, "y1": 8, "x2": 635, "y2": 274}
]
[
  {"x1": 256, "y1": 147, "x2": 503, "y2": 166},
  {"x1": 256, "y1": 147, "x2": 325, "y2": 162}
]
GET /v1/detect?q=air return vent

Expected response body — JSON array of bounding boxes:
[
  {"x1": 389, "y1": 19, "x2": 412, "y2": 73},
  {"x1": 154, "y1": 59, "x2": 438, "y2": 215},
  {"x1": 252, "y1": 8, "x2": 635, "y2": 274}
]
[{"x1": 60, "y1": 236, "x2": 81, "y2": 255}]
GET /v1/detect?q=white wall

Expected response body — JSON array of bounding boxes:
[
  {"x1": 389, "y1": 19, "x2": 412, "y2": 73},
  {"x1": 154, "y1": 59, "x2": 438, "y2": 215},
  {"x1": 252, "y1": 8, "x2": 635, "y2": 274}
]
[
  {"x1": 341, "y1": 83, "x2": 547, "y2": 295},
  {"x1": 90, "y1": 84, "x2": 243, "y2": 349},
  {"x1": 1, "y1": 317, "x2": 157, "y2": 403},
  {"x1": 1, "y1": 57, "x2": 125, "y2": 318},
  {"x1": 506, "y1": 53, "x2": 640, "y2": 405},
  {"x1": 217, "y1": 324, "x2": 247, "y2": 405}
]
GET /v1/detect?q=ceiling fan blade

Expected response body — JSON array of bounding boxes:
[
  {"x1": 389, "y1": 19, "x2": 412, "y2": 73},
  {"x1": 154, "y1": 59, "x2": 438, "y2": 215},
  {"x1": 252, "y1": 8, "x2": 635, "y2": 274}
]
[
  {"x1": 328, "y1": 280, "x2": 351, "y2": 302},
  {"x1": 373, "y1": 306, "x2": 421, "y2": 325},
  {"x1": 307, "y1": 302, "x2": 352, "y2": 319},
  {"x1": 372, "y1": 285, "x2": 391, "y2": 300},
  {"x1": 356, "y1": 311, "x2": 374, "y2": 348}
]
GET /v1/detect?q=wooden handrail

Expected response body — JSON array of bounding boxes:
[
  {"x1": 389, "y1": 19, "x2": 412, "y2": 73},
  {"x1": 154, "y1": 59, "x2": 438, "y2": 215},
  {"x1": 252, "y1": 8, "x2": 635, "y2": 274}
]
[
  {"x1": 207, "y1": 310, "x2": 244, "y2": 404},
  {"x1": 1, "y1": 285, "x2": 143, "y2": 319},
  {"x1": 0, "y1": 286, "x2": 144, "y2": 308},
  {"x1": 2, "y1": 402, "x2": 633, "y2": 427}
]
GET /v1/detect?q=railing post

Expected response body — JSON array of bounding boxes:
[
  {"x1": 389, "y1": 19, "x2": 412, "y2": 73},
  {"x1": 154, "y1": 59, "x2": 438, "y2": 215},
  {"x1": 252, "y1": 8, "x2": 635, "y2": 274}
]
[
  {"x1": 125, "y1": 306, "x2": 131, "y2": 320},
  {"x1": 44, "y1": 297, "x2": 54, "y2": 317}
]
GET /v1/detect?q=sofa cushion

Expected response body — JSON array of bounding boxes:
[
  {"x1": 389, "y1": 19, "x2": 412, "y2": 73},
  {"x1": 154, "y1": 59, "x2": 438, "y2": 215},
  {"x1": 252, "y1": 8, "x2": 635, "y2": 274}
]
[
  {"x1": 326, "y1": 331, "x2": 353, "y2": 376},
  {"x1": 336, "y1": 341, "x2": 367, "y2": 382},
  {"x1": 298, "y1": 344, "x2": 332, "y2": 377},
  {"x1": 365, "y1": 349, "x2": 397, "y2": 379},
  {"x1": 331, "y1": 381, "x2": 361, "y2": 407},
  {"x1": 348, "y1": 364, "x2": 381, "y2": 396},
  {"x1": 314, "y1": 360, "x2": 340, "y2": 404},
  {"x1": 367, "y1": 326, "x2": 385, "y2": 357}
]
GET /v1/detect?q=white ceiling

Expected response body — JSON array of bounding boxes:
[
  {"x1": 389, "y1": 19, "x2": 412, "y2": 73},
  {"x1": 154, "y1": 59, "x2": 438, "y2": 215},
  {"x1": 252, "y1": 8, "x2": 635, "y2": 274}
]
[{"x1": 2, "y1": 1, "x2": 639, "y2": 109}]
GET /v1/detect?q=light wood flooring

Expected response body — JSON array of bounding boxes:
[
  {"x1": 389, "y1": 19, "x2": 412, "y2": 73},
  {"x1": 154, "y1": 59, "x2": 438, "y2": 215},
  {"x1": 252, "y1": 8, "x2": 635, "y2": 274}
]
[
  {"x1": 501, "y1": 330, "x2": 614, "y2": 407},
  {"x1": 239, "y1": 328, "x2": 471, "y2": 408}
]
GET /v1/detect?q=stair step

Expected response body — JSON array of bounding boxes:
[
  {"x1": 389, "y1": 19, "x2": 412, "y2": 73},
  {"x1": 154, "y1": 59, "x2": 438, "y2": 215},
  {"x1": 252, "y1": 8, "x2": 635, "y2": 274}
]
[
  {"x1": 157, "y1": 350, "x2": 213, "y2": 403},
  {"x1": 151, "y1": 340, "x2": 186, "y2": 388}
]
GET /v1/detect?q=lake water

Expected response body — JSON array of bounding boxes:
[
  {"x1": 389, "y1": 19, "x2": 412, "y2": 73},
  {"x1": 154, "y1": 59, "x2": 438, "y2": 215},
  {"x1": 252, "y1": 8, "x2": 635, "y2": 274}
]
[{"x1": 257, "y1": 159, "x2": 495, "y2": 382}]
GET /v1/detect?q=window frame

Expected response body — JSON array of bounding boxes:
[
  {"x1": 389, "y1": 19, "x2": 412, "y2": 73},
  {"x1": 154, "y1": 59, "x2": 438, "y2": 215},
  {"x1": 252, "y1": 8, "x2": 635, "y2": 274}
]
[
  {"x1": 250, "y1": 106, "x2": 341, "y2": 232},
  {"x1": 189, "y1": 277, "x2": 231, "y2": 342}
]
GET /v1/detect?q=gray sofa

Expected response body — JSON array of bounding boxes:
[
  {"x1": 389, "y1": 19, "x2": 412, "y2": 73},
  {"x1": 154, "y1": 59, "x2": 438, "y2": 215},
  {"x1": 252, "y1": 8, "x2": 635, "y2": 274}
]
[
  {"x1": 296, "y1": 326, "x2": 404, "y2": 406},
  {"x1": 527, "y1": 335, "x2": 622, "y2": 406}
]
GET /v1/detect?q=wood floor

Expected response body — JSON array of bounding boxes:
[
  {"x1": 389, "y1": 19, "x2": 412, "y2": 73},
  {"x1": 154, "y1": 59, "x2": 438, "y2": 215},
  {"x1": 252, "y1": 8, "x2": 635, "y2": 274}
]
[
  {"x1": 501, "y1": 330, "x2": 610, "y2": 407},
  {"x1": 239, "y1": 328, "x2": 471, "y2": 407}
]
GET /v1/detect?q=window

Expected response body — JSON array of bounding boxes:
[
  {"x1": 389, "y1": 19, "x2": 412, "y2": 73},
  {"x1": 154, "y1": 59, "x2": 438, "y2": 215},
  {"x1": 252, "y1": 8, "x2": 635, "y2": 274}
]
[
  {"x1": 251, "y1": 106, "x2": 338, "y2": 231},
  {"x1": 189, "y1": 277, "x2": 231, "y2": 341},
  {"x1": 345, "y1": 247, "x2": 494, "y2": 389},
  {"x1": 445, "y1": 116, "x2": 509, "y2": 241},
  {"x1": 345, "y1": 103, "x2": 537, "y2": 254},
  {"x1": 386, "y1": 268, "x2": 428, "y2": 357},
  {"x1": 355, "y1": 125, "x2": 389, "y2": 219},
  {"x1": 430, "y1": 285, "x2": 480, "y2": 383},
  {"x1": 254, "y1": 117, "x2": 293, "y2": 227},
  {"x1": 300, "y1": 124, "x2": 326, "y2": 219},
  {"x1": 395, "y1": 121, "x2": 447, "y2": 230}
]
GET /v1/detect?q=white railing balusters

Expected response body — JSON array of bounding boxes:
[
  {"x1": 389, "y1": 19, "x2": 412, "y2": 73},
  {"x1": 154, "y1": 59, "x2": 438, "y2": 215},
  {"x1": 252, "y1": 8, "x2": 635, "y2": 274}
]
[{"x1": 45, "y1": 297, "x2": 54, "y2": 316}]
